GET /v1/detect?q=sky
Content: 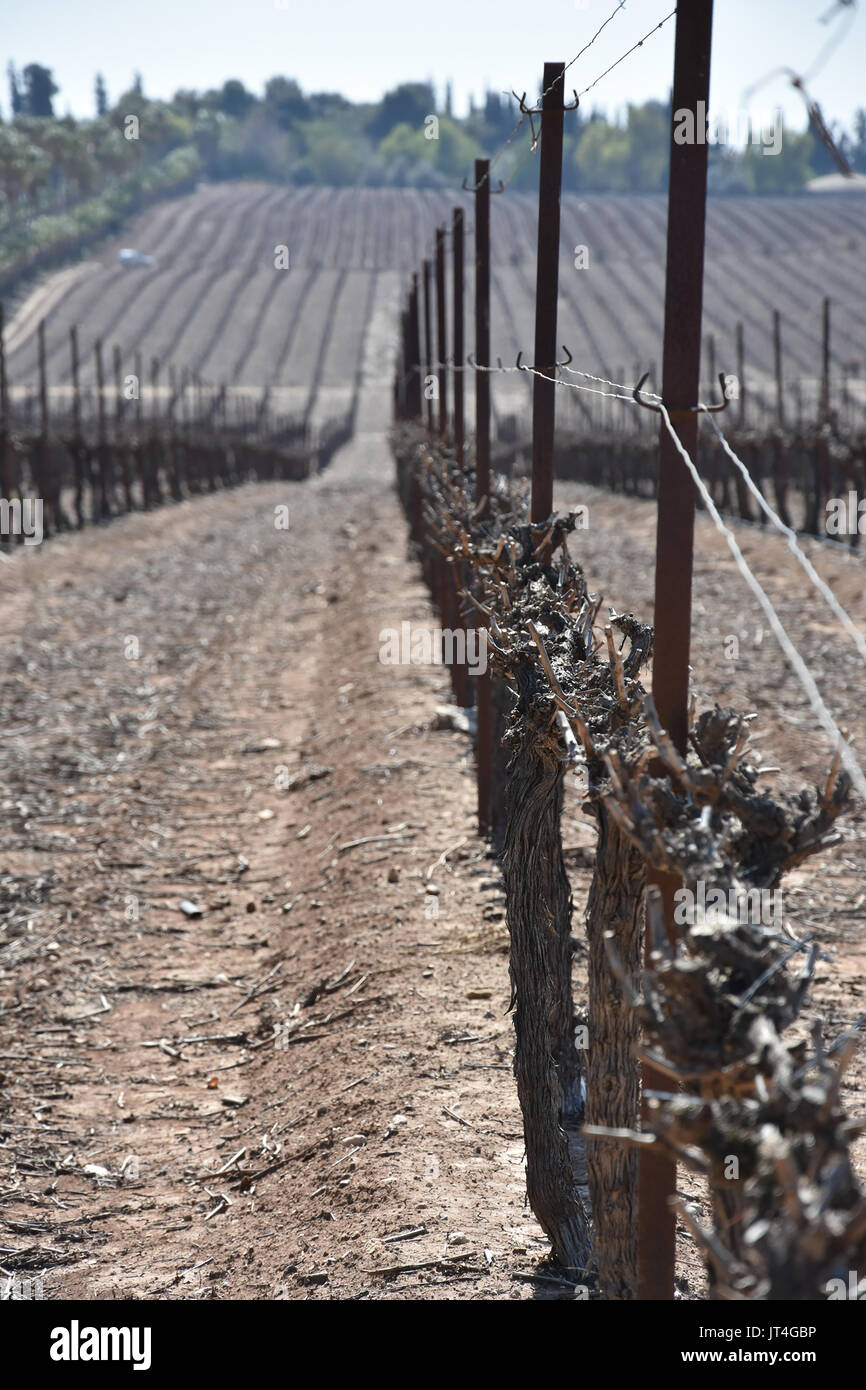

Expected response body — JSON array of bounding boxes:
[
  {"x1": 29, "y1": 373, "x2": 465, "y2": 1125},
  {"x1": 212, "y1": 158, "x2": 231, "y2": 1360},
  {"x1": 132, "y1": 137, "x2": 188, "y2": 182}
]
[{"x1": 2, "y1": 0, "x2": 863, "y2": 139}]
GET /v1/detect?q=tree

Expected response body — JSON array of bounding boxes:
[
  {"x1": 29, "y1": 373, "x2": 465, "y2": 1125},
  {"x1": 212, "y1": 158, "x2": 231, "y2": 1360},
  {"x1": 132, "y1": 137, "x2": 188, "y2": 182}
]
[
  {"x1": 263, "y1": 77, "x2": 308, "y2": 130},
  {"x1": 624, "y1": 101, "x2": 670, "y2": 192},
  {"x1": 95, "y1": 73, "x2": 108, "y2": 117},
  {"x1": 21, "y1": 64, "x2": 59, "y2": 118},
  {"x1": 574, "y1": 119, "x2": 631, "y2": 192},
  {"x1": 171, "y1": 89, "x2": 202, "y2": 120},
  {"x1": 0, "y1": 125, "x2": 50, "y2": 210},
  {"x1": 19, "y1": 116, "x2": 97, "y2": 200},
  {"x1": 296, "y1": 121, "x2": 363, "y2": 185},
  {"x1": 219, "y1": 79, "x2": 255, "y2": 120},
  {"x1": 306, "y1": 92, "x2": 350, "y2": 120},
  {"x1": 7, "y1": 63, "x2": 22, "y2": 117},
  {"x1": 743, "y1": 126, "x2": 815, "y2": 193},
  {"x1": 367, "y1": 83, "x2": 436, "y2": 142}
]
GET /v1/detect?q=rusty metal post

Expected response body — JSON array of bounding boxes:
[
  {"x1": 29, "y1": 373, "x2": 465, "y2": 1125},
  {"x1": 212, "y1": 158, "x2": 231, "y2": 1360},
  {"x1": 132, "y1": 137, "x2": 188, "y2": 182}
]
[
  {"x1": 474, "y1": 159, "x2": 493, "y2": 835},
  {"x1": 821, "y1": 296, "x2": 831, "y2": 423},
  {"x1": 641, "y1": 0, "x2": 715, "y2": 1304},
  {"x1": 435, "y1": 227, "x2": 448, "y2": 437},
  {"x1": 134, "y1": 349, "x2": 146, "y2": 505},
  {"x1": 37, "y1": 318, "x2": 48, "y2": 439},
  {"x1": 449, "y1": 207, "x2": 470, "y2": 707},
  {"x1": 35, "y1": 320, "x2": 54, "y2": 537},
  {"x1": 453, "y1": 207, "x2": 465, "y2": 466},
  {"x1": 113, "y1": 345, "x2": 131, "y2": 514},
  {"x1": 94, "y1": 337, "x2": 112, "y2": 521},
  {"x1": 396, "y1": 307, "x2": 408, "y2": 421},
  {"x1": 773, "y1": 310, "x2": 784, "y2": 428},
  {"x1": 407, "y1": 273, "x2": 422, "y2": 420},
  {"x1": 422, "y1": 259, "x2": 435, "y2": 434},
  {"x1": 473, "y1": 159, "x2": 494, "y2": 835},
  {"x1": 736, "y1": 321, "x2": 745, "y2": 428},
  {"x1": 169, "y1": 364, "x2": 183, "y2": 499},
  {"x1": 530, "y1": 62, "x2": 567, "y2": 548},
  {"x1": 474, "y1": 160, "x2": 491, "y2": 505},
  {"x1": 0, "y1": 304, "x2": 9, "y2": 509},
  {"x1": 68, "y1": 327, "x2": 86, "y2": 527},
  {"x1": 151, "y1": 357, "x2": 164, "y2": 503},
  {"x1": 69, "y1": 331, "x2": 80, "y2": 439}
]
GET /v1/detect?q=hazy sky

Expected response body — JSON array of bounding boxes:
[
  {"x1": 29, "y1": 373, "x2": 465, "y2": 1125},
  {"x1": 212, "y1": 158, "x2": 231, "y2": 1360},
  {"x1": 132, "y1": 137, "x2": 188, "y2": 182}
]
[{"x1": 2, "y1": 0, "x2": 863, "y2": 137}]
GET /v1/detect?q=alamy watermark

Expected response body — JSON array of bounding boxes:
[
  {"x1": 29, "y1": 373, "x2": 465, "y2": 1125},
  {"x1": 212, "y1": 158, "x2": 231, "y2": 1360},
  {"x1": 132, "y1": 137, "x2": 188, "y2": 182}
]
[
  {"x1": 673, "y1": 102, "x2": 783, "y2": 156},
  {"x1": 826, "y1": 492, "x2": 866, "y2": 535},
  {"x1": 379, "y1": 622, "x2": 488, "y2": 676},
  {"x1": 0, "y1": 497, "x2": 43, "y2": 545},
  {"x1": 673, "y1": 879, "x2": 782, "y2": 927}
]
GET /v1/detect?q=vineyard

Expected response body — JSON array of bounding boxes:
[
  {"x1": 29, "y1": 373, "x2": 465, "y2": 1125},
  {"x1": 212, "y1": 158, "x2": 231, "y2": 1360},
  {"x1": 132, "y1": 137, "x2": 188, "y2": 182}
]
[
  {"x1": 2, "y1": 3, "x2": 866, "y2": 1327},
  {"x1": 5, "y1": 183, "x2": 865, "y2": 429}
]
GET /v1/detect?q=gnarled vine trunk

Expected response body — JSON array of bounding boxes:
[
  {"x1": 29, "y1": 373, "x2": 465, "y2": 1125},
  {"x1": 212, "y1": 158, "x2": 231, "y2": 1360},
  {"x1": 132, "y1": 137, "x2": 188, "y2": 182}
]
[
  {"x1": 584, "y1": 804, "x2": 644, "y2": 1299},
  {"x1": 502, "y1": 730, "x2": 590, "y2": 1277}
]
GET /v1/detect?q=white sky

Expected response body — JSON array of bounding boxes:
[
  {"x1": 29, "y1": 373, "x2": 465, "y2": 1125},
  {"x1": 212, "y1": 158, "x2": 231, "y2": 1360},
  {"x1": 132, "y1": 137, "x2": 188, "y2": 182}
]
[{"x1": 2, "y1": 0, "x2": 863, "y2": 138}]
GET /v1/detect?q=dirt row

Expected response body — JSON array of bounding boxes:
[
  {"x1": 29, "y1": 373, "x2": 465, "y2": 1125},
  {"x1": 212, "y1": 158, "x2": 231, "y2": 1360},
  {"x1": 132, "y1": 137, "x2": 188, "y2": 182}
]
[{"x1": 0, "y1": 383, "x2": 865, "y2": 1300}]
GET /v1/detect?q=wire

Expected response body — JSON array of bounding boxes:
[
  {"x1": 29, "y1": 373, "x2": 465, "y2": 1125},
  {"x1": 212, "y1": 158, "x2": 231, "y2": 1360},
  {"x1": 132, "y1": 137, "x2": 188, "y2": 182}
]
[
  {"x1": 470, "y1": 3, "x2": 673, "y2": 194},
  {"x1": 563, "y1": 363, "x2": 661, "y2": 397},
  {"x1": 657, "y1": 403, "x2": 866, "y2": 804},
  {"x1": 499, "y1": 133, "x2": 543, "y2": 188},
  {"x1": 577, "y1": 9, "x2": 677, "y2": 99},
  {"x1": 542, "y1": 0, "x2": 631, "y2": 100},
  {"x1": 520, "y1": 363, "x2": 636, "y2": 403},
  {"x1": 702, "y1": 409, "x2": 866, "y2": 668}
]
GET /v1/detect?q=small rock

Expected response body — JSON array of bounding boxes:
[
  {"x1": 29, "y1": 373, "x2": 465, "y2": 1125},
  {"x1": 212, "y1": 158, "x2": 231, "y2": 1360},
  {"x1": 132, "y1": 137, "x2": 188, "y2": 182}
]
[
  {"x1": 387, "y1": 866, "x2": 399, "y2": 883},
  {"x1": 243, "y1": 738, "x2": 282, "y2": 754},
  {"x1": 431, "y1": 705, "x2": 471, "y2": 735}
]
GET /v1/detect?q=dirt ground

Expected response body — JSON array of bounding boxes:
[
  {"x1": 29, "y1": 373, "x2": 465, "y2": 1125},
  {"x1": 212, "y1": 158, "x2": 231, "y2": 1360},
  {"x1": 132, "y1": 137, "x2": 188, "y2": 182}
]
[{"x1": 1, "y1": 391, "x2": 865, "y2": 1300}]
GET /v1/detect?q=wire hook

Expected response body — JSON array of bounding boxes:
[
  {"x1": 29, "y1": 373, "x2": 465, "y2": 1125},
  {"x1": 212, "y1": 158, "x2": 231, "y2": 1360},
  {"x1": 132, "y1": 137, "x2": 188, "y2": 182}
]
[
  {"x1": 512, "y1": 89, "x2": 580, "y2": 116},
  {"x1": 632, "y1": 372, "x2": 731, "y2": 417},
  {"x1": 516, "y1": 345, "x2": 573, "y2": 372},
  {"x1": 461, "y1": 174, "x2": 505, "y2": 194}
]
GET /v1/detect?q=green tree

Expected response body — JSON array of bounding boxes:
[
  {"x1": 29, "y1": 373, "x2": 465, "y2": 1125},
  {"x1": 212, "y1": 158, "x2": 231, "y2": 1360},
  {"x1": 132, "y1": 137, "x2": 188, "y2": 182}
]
[
  {"x1": 743, "y1": 126, "x2": 815, "y2": 192},
  {"x1": 95, "y1": 73, "x2": 108, "y2": 117},
  {"x1": 263, "y1": 77, "x2": 308, "y2": 130},
  {"x1": 574, "y1": 118, "x2": 631, "y2": 191},
  {"x1": 624, "y1": 101, "x2": 669, "y2": 192},
  {"x1": 0, "y1": 125, "x2": 50, "y2": 210},
  {"x1": 367, "y1": 83, "x2": 436, "y2": 142},
  {"x1": 7, "y1": 63, "x2": 22, "y2": 117},
  {"x1": 296, "y1": 121, "x2": 363, "y2": 184},
  {"x1": 220, "y1": 80, "x2": 255, "y2": 120},
  {"x1": 22, "y1": 63, "x2": 59, "y2": 118}
]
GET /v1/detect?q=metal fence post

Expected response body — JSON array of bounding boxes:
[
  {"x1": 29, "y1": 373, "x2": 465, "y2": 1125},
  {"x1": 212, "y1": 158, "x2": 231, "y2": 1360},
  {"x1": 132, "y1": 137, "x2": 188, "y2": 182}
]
[
  {"x1": 435, "y1": 227, "x2": 448, "y2": 437},
  {"x1": 640, "y1": 0, "x2": 715, "y2": 1304},
  {"x1": 530, "y1": 62, "x2": 567, "y2": 556},
  {"x1": 474, "y1": 159, "x2": 492, "y2": 835},
  {"x1": 453, "y1": 207, "x2": 465, "y2": 466}
]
